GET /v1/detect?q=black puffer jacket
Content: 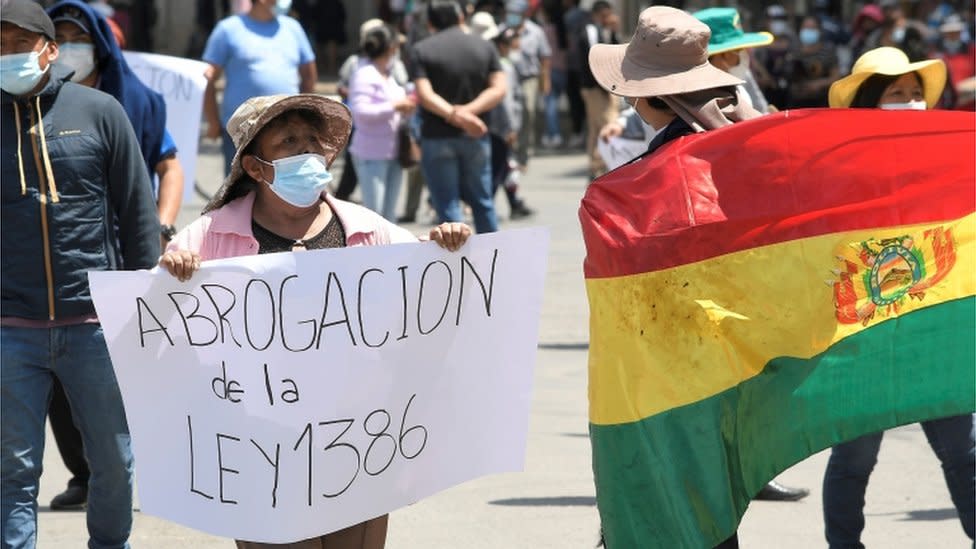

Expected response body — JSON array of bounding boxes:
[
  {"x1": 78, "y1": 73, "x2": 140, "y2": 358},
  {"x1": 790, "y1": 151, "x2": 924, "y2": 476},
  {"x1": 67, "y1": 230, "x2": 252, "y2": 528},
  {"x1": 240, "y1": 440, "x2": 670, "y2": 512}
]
[{"x1": 1, "y1": 65, "x2": 159, "y2": 321}]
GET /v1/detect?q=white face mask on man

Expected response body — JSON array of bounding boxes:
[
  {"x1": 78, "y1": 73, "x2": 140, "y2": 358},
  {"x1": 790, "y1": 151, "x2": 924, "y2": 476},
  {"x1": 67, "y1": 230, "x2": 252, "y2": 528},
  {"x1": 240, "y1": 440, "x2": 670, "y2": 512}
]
[
  {"x1": 628, "y1": 97, "x2": 667, "y2": 140},
  {"x1": 56, "y1": 43, "x2": 96, "y2": 83}
]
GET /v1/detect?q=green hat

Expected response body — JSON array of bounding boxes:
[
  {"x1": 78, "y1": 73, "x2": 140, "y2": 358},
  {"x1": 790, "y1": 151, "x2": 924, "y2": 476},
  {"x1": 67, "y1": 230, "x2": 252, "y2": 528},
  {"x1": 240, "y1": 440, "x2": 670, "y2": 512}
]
[{"x1": 694, "y1": 7, "x2": 773, "y2": 56}]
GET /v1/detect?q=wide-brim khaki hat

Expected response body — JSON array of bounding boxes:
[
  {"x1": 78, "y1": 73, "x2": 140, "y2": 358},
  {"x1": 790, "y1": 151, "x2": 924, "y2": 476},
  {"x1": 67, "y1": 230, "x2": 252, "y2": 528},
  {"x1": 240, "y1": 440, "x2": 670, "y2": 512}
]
[
  {"x1": 205, "y1": 94, "x2": 351, "y2": 213},
  {"x1": 828, "y1": 47, "x2": 947, "y2": 108},
  {"x1": 589, "y1": 6, "x2": 743, "y2": 98}
]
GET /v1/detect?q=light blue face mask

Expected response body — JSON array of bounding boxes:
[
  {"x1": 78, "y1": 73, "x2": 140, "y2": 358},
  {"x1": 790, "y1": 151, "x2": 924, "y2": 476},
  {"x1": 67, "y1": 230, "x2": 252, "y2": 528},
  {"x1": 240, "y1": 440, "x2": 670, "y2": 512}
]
[
  {"x1": 0, "y1": 44, "x2": 50, "y2": 96},
  {"x1": 255, "y1": 153, "x2": 332, "y2": 208},
  {"x1": 505, "y1": 13, "x2": 524, "y2": 28},
  {"x1": 799, "y1": 28, "x2": 821, "y2": 46},
  {"x1": 274, "y1": 0, "x2": 293, "y2": 16}
]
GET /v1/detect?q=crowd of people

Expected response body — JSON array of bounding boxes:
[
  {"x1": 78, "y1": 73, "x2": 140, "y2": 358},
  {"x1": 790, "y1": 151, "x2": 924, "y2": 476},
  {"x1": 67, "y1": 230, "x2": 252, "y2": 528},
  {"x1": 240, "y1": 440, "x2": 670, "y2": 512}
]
[
  {"x1": 196, "y1": 0, "x2": 975, "y2": 215},
  {"x1": 29, "y1": 0, "x2": 976, "y2": 221},
  {"x1": 1, "y1": 0, "x2": 974, "y2": 548}
]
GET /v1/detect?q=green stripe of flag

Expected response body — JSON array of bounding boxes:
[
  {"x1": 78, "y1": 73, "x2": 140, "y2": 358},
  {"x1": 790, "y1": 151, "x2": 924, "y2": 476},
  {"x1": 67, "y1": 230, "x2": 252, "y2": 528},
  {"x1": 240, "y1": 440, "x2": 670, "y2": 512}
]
[{"x1": 591, "y1": 297, "x2": 976, "y2": 548}]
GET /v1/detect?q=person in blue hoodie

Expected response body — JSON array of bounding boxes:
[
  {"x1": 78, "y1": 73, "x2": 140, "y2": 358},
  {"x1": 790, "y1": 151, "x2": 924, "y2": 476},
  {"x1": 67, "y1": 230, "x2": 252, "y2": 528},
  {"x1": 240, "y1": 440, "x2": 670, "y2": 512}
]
[
  {"x1": 41, "y1": 0, "x2": 184, "y2": 512},
  {"x1": 47, "y1": 1, "x2": 167, "y2": 180},
  {"x1": 1, "y1": 1, "x2": 159, "y2": 546}
]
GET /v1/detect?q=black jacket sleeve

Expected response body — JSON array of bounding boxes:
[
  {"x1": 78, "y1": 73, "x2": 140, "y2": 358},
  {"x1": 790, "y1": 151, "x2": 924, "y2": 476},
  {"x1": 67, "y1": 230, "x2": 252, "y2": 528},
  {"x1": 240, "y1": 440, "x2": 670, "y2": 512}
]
[{"x1": 100, "y1": 97, "x2": 160, "y2": 270}]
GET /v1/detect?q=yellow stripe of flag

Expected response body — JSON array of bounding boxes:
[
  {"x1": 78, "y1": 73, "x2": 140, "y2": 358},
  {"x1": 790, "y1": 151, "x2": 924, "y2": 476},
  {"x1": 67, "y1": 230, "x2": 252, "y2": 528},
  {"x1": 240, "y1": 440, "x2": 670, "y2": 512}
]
[{"x1": 587, "y1": 214, "x2": 976, "y2": 425}]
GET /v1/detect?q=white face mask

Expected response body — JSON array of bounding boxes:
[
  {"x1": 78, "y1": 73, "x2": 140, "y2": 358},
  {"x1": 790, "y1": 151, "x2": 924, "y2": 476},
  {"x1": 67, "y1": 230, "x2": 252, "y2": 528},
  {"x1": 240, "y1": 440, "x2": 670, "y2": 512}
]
[
  {"x1": 727, "y1": 50, "x2": 751, "y2": 81},
  {"x1": 879, "y1": 100, "x2": 927, "y2": 110},
  {"x1": 56, "y1": 43, "x2": 96, "y2": 83}
]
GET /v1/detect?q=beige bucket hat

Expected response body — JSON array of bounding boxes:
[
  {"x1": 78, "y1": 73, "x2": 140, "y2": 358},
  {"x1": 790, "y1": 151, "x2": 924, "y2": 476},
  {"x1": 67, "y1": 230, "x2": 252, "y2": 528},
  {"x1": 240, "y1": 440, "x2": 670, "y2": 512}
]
[
  {"x1": 205, "y1": 94, "x2": 351, "y2": 213},
  {"x1": 588, "y1": 6, "x2": 743, "y2": 98}
]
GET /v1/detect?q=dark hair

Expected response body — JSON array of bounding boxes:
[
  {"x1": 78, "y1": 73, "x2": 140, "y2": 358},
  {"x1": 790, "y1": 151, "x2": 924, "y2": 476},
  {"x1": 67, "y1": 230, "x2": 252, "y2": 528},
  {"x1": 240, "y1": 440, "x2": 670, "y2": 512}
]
[
  {"x1": 591, "y1": 1, "x2": 612, "y2": 14},
  {"x1": 493, "y1": 26, "x2": 518, "y2": 47},
  {"x1": 428, "y1": 0, "x2": 462, "y2": 31},
  {"x1": 798, "y1": 14, "x2": 821, "y2": 33},
  {"x1": 646, "y1": 97, "x2": 669, "y2": 110},
  {"x1": 901, "y1": 26, "x2": 929, "y2": 61},
  {"x1": 849, "y1": 71, "x2": 922, "y2": 108},
  {"x1": 474, "y1": 0, "x2": 499, "y2": 14},
  {"x1": 362, "y1": 26, "x2": 393, "y2": 60},
  {"x1": 543, "y1": 0, "x2": 568, "y2": 49}
]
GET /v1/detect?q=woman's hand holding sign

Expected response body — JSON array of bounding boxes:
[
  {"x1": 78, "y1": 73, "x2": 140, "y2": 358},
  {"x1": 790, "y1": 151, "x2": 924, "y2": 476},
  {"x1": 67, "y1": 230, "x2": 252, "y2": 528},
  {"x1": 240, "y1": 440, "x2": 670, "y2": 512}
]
[{"x1": 160, "y1": 250, "x2": 202, "y2": 282}]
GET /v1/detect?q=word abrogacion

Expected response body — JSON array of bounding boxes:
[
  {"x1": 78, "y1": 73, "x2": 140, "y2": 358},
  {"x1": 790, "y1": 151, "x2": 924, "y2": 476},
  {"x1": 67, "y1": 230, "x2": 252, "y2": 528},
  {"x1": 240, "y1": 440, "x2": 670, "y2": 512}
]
[{"x1": 136, "y1": 250, "x2": 499, "y2": 351}]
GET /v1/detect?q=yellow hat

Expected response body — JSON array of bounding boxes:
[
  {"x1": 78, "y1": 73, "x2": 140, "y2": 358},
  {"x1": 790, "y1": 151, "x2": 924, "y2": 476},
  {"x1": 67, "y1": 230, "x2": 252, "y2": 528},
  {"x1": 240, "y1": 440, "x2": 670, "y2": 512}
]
[{"x1": 828, "y1": 47, "x2": 947, "y2": 108}]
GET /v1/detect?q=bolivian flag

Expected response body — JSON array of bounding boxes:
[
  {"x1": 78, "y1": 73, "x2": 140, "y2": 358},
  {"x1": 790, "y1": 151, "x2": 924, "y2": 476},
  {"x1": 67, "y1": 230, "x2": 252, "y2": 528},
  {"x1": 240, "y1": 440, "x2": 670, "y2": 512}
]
[{"x1": 579, "y1": 109, "x2": 975, "y2": 548}]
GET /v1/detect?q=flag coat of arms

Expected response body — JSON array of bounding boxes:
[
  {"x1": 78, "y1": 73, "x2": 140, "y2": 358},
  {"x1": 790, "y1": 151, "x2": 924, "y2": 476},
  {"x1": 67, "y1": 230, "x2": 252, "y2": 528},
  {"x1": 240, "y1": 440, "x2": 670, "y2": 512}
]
[{"x1": 579, "y1": 109, "x2": 975, "y2": 548}]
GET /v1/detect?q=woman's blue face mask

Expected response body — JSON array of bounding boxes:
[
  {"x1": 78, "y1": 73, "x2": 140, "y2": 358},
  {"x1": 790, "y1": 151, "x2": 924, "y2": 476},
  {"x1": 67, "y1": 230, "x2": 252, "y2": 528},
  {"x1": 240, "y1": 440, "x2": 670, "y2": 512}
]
[
  {"x1": 254, "y1": 153, "x2": 333, "y2": 208},
  {"x1": 799, "y1": 28, "x2": 821, "y2": 46}
]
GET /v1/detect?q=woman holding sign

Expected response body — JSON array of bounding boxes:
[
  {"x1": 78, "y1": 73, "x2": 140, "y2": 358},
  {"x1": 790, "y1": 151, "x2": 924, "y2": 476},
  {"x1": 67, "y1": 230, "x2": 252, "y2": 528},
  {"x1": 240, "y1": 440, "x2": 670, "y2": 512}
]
[{"x1": 159, "y1": 93, "x2": 470, "y2": 548}]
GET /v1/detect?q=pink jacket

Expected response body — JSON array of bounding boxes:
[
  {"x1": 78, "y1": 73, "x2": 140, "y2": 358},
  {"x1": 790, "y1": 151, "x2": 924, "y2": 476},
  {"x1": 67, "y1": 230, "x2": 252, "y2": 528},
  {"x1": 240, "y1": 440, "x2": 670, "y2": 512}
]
[{"x1": 167, "y1": 192, "x2": 417, "y2": 260}]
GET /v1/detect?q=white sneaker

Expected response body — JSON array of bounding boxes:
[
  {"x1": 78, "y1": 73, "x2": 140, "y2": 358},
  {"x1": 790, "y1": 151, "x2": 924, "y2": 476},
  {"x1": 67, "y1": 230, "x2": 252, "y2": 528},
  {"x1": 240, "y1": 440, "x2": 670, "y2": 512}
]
[
  {"x1": 568, "y1": 132, "x2": 585, "y2": 148},
  {"x1": 540, "y1": 135, "x2": 553, "y2": 149},
  {"x1": 550, "y1": 134, "x2": 564, "y2": 148}
]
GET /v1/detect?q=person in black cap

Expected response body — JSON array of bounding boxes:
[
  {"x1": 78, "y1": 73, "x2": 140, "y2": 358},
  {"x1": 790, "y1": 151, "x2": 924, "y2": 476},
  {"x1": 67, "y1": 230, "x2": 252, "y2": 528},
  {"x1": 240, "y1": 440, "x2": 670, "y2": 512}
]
[{"x1": 0, "y1": 0, "x2": 159, "y2": 546}]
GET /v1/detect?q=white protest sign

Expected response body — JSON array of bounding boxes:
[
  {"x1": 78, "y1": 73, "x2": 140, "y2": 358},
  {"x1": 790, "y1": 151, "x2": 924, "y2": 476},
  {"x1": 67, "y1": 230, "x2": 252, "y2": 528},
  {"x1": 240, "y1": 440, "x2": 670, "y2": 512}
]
[
  {"x1": 598, "y1": 136, "x2": 650, "y2": 171},
  {"x1": 89, "y1": 228, "x2": 549, "y2": 543},
  {"x1": 123, "y1": 51, "x2": 208, "y2": 203}
]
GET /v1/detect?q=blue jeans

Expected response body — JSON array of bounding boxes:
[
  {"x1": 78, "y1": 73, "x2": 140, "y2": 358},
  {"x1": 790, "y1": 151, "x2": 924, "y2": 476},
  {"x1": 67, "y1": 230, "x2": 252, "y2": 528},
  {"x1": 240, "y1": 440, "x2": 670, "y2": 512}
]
[
  {"x1": 544, "y1": 68, "x2": 568, "y2": 139},
  {"x1": 823, "y1": 414, "x2": 976, "y2": 548},
  {"x1": 351, "y1": 156, "x2": 403, "y2": 222},
  {"x1": 1, "y1": 325, "x2": 134, "y2": 549},
  {"x1": 420, "y1": 136, "x2": 498, "y2": 233}
]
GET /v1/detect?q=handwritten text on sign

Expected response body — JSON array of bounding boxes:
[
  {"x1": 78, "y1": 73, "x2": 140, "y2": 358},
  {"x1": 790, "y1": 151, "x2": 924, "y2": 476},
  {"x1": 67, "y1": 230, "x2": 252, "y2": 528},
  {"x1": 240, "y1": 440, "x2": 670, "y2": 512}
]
[{"x1": 89, "y1": 228, "x2": 549, "y2": 543}]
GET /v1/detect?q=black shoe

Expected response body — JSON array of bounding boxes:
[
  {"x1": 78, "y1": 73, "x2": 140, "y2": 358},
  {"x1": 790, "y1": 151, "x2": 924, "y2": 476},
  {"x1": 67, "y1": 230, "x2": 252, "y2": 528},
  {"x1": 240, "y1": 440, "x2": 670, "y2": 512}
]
[
  {"x1": 754, "y1": 480, "x2": 809, "y2": 502},
  {"x1": 50, "y1": 484, "x2": 87, "y2": 511},
  {"x1": 397, "y1": 214, "x2": 416, "y2": 224},
  {"x1": 509, "y1": 203, "x2": 535, "y2": 220}
]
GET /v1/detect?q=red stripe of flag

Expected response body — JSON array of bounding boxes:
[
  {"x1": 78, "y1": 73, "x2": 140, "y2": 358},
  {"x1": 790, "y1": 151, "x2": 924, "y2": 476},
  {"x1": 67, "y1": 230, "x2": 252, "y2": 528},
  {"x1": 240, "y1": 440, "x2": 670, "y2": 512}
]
[{"x1": 580, "y1": 109, "x2": 975, "y2": 280}]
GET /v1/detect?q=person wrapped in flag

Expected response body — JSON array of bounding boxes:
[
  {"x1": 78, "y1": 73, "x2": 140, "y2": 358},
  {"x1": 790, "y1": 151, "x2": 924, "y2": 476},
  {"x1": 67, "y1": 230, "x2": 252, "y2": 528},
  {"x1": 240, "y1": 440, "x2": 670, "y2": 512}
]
[
  {"x1": 580, "y1": 7, "x2": 975, "y2": 549},
  {"x1": 590, "y1": 4, "x2": 811, "y2": 511},
  {"x1": 585, "y1": 7, "x2": 762, "y2": 548}
]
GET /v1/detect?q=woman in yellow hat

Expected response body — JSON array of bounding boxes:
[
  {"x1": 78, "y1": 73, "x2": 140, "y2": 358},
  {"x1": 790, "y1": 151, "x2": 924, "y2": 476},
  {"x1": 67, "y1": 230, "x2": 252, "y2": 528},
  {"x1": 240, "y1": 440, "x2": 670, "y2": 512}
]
[
  {"x1": 823, "y1": 46, "x2": 974, "y2": 549},
  {"x1": 828, "y1": 46, "x2": 947, "y2": 109}
]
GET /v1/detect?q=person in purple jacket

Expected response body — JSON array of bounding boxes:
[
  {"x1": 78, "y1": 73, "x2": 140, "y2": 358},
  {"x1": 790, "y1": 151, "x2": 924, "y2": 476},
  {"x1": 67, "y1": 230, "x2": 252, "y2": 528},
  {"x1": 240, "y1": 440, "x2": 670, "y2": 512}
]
[{"x1": 348, "y1": 24, "x2": 415, "y2": 221}]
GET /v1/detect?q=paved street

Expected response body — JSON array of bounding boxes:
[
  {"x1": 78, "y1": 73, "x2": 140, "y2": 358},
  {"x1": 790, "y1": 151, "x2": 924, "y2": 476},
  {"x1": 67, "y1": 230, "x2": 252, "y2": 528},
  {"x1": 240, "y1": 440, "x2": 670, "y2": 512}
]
[{"x1": 34, "y1": 142, "x2": 970, "y2": 548}]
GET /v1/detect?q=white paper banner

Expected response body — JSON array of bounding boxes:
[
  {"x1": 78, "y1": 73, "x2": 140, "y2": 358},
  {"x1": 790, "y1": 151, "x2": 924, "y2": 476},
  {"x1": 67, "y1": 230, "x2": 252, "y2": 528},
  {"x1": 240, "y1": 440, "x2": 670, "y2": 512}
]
[
  {"x1": 123, "y1": 51, "x2": 208, "y2": 203},
  {"x1": 89, "y1": 228, "x2": 549, "y2": 543},
  {"x1": 598, "y1": 136, "x2": 650, "y2": 171}
]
